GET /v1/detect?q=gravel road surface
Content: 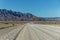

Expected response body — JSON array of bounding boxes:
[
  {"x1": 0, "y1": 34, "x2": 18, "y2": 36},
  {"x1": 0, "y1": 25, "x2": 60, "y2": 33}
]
[{"x1": 0, "y1": 23, "x2": 60, "y2": 40}]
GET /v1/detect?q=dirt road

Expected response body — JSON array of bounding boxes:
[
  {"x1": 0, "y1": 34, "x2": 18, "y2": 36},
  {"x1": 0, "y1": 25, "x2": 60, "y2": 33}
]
[{"x1": 0, "y1": 23, "x2": 60, "y2": 40}]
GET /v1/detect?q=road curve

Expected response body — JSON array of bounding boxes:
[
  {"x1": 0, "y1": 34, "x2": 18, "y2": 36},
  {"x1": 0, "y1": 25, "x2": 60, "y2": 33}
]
[{"x1": 0, "y1": 23, "x2": 60, "y2": 40}]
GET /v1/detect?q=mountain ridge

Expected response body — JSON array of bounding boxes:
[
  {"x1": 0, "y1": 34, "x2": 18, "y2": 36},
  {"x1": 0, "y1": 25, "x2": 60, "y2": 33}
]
[
  {"x1": 0, "y1": 9, "x2": 41, "y2": 21},
  {"x1": 0, "y1": 9, "x2": 60, "y2": 21}
]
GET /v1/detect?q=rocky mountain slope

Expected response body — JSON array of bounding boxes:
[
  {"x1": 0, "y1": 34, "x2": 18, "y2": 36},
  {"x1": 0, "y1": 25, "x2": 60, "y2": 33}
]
[
  {"x1": 0, "y1": 9, "x2": 60, "y2": 21},
  {"x1": 0, "y1": 9, "x2": 41, "y2": 21}
]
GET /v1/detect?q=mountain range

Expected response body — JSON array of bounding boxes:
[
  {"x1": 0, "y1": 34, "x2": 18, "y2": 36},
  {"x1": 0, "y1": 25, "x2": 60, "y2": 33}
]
[{"x1": 0, "y1": 9, "x2": 60, "y2": 21}]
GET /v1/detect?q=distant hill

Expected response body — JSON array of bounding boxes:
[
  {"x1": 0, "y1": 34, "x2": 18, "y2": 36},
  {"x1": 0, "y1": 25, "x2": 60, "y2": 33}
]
[
  {"x1": 43, "y1": 17, "x2": 60, "y2": 21},
  {"x1": 0, "y1": 9, "x2": 60, "y2": 21}
]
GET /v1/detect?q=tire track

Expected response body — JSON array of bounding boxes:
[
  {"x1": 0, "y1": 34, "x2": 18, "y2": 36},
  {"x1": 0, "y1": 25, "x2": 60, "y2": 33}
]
[
  {"x1": 0, "y1": 25, "x2": 25, "y2": 40},
  {"x1": 1, "y1": 23, "x2": 60, "y2": 40}
]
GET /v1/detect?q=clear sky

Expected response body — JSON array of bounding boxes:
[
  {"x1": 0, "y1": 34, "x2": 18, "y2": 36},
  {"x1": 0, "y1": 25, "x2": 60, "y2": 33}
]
[{"x1": 0, "y1": 0, "x2": 60, "y2": 17}]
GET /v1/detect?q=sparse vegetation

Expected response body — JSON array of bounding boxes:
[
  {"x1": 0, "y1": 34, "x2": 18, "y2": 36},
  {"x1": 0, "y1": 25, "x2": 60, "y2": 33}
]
[
  {"x1": 0, "y1": 21, "x2": 60, "y2": 29},
  {"x1": 0, "y1": 21, "x2": 29, "y2": 29},
  {"x1": 33, "y1": 21, "x2": 60, "y2": 25}
]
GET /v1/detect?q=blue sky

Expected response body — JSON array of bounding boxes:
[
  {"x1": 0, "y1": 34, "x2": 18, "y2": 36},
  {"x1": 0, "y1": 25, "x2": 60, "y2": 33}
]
[{"x1": 0, "y1": 0, "x2": 60, "y2": 17}]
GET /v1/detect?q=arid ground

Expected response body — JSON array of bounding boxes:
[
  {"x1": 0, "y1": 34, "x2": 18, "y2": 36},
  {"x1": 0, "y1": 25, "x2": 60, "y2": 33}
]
[{"x1": 0, "y1": 22, "x2": 60, "y2": 40}]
